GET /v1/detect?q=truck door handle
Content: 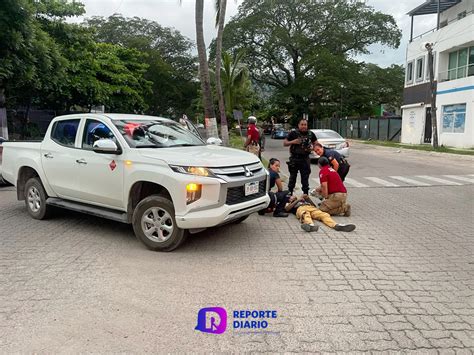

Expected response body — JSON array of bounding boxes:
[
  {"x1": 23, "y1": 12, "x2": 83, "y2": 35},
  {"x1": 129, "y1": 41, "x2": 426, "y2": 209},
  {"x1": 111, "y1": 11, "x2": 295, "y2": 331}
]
[
  {"x1": 76, "y1": 159, "x2": 87, "y2": 165},
  {"x1": 43, "y1": 153, "x2": 53, "y2": 159}
]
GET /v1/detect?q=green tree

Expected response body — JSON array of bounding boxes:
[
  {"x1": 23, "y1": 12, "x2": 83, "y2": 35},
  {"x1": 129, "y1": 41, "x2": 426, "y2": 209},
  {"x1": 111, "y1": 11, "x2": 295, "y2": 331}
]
[
  {"x1": 221, "y1": 0, "x2": 402, "y2": 123},
  {"x1": 85, "y1": 14, "x2": 198, "y2": 117},
  {"x1": 220, "y1": 51, "x2": 252, "y2": 116},
  {"x1": 0, "y1": 0, "x2": 85, "y2": 138}
]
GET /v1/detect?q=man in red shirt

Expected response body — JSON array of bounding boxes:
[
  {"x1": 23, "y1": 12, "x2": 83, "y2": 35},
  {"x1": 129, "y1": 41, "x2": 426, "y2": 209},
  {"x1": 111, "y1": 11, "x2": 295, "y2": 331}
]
[
  {"x1": 315, "y1": 156, "x2": 351, "y2": 216},
  {"x1": 244, "y1": 116, "x2": 260, "y2": 156}
]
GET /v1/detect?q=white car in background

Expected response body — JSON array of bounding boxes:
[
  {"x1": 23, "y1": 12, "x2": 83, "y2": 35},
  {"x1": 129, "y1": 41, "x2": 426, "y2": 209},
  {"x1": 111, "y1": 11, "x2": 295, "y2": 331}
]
[
  {"x1": 309, "y1": 129, "x2": 350, "y2": 162},
  {"x1": 0, "y1": 136, "x2": 7, "y2": 185}
]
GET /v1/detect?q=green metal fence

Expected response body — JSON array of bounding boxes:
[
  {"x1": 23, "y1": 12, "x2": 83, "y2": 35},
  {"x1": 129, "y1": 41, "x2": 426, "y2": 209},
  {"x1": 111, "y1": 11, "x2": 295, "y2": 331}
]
[{"x1": 313, "y1": 116, "x2": 402, "y2": 142}]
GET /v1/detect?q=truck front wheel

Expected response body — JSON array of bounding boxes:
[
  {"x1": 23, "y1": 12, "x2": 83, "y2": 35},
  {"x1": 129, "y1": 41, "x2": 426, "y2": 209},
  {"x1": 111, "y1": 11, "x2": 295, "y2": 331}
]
[
  {"x1": 132, "y1": 195, "x2": 187, "y2": 252},
  {"x1": 24, "y1": 177, "x2": 51, "y2": 220}
]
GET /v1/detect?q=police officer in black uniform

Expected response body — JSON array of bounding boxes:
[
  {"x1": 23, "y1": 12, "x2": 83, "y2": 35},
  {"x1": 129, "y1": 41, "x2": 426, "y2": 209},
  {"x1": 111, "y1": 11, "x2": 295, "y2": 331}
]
[
  {"x1": 284, "y1": 118, "x2": 318, "y2": 195},
  {"x1": 314, "y1": 143, "x2": 351, "y2": 181}
]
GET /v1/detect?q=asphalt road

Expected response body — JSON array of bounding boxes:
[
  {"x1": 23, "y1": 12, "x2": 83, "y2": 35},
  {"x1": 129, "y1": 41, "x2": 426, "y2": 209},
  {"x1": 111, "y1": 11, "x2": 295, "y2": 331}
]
[
  {"x1": 0, "y1": 141, "x2": 473, "y2": 352},
  {"x1": 264, "y1": 135, "x2": 474, "y2": 178}
]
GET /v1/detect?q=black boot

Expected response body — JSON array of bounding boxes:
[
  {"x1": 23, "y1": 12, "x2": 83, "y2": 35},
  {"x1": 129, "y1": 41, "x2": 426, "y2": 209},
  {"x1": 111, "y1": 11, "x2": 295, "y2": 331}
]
[{"x1": 334, "y1": 224, "x2": 356, "y2": 232}]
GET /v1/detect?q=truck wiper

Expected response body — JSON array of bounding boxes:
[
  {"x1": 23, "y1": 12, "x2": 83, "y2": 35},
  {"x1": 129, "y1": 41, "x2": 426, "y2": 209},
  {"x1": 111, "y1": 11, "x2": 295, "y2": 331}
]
[
  {"x1": 167, "y1": 143, "x2": 201, "y2": 147},
  {"x1": 136, "y1": 145, "x2": 162, "y2": 148}
]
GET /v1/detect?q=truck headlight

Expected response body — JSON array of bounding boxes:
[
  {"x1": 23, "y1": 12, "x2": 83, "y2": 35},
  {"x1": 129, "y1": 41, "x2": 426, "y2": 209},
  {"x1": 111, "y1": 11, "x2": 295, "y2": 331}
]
[
  {"x1": 186, "y1": 183, "x2": 202, "y2": 204},
  {"x1": 170, "y1": 165, "x2": 215, "y2": 177}
]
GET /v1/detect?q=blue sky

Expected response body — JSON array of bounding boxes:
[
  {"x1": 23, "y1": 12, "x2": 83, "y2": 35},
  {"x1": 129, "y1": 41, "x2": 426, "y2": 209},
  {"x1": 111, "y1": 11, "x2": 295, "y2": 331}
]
[{"x1": 77, "y1": 0, "x2": 438, "y2": 68}]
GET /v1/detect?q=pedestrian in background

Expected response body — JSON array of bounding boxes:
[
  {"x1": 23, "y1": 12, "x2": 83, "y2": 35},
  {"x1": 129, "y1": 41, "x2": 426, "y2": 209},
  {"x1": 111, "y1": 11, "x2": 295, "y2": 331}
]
[
  {"x1": 283, "y1": 118, "x2": 317, "y2": 195},
  {"x1": 315, "y1": 157, "x2": 351, "y2": 216},
  {"x1": 244, "y1": 116, "x2": 260, "y2": 157},
  {"x1": 314, "y1": 143, "x2": 350, "y2": 181}
]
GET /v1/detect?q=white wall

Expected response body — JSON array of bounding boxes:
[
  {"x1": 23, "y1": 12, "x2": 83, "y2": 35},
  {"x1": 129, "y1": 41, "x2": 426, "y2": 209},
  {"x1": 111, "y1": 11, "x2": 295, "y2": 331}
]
[
  {"x1": 406, "y1": 10, "x2": 474, "y2": 87},
  {"x1": 402, "y1": 2, "x2": 474, "y2": 148},
  {"x1": 436, "y1": 76, "x2": 474, "y2": 148},
  {"x1": 401, "y1": 105, "x2": 427, "y2": 144},
  {"x1": 440, "y1": 0, "x2": 474, "y2": 24}
]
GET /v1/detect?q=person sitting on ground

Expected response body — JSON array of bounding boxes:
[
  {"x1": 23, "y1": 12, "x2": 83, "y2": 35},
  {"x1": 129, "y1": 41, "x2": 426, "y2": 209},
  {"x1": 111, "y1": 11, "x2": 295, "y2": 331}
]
[
  {"x1": 258, "y1": 158, "x2": 290, "y2": 217},
  {"x1": 284, "y1": 194, "x2": 355, "y2": 232},
  {"x1": 314, "y1": 156, "x2": 351, "y2": 216},
  {"x1": 314, "y1": 142, "x2": 350, "y2": 181}
]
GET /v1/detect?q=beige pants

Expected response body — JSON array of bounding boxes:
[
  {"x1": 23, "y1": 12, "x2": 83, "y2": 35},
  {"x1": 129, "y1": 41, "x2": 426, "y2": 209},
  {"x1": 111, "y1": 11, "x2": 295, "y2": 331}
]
[
  {"x1": 246, "y1": 143, "x2": 260, "y2": 156},
  {"x1": 319, "y1": 192, "x2": 349, "y2": 216},
  {"x1": 295, "y1": 205, "x2": 336, "y2": 228}
]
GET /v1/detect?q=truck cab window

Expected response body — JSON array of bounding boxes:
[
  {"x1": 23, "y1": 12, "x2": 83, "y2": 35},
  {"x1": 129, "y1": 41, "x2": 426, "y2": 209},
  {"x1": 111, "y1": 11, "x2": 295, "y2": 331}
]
[
  {"x1": 82, "y1": 120, "x2": 117, "y2": 150},
  {"x1": 51, "y1": 119, "x2": 80, "y2": 147}
]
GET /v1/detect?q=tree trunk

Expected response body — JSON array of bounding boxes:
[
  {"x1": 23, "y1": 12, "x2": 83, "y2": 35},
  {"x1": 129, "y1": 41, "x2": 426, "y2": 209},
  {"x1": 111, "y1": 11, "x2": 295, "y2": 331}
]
[
  {"x1": 195, "y1": 0, "x2": 217, "y2": 139},
  {"x1": 215, "y1": 0, "x2": 229, "y2": 146}
]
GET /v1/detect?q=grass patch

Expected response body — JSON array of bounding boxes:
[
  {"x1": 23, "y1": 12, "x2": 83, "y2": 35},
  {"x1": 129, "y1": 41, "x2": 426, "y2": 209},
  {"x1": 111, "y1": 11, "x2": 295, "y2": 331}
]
[
  {"x1": 229, "y1": 132, "x2": 245, "y2": 150},
  {"x1": 358, "y1": 140, "x2": 474, "y2": 156},
  {"x1": 228, "y1": 131, "x2": 268, "y2": 167}
]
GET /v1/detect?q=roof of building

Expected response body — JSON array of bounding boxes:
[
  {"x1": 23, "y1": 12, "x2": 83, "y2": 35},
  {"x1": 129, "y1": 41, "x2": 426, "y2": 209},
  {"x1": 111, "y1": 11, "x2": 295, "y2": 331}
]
[{"x1": 407, "y1": 0, "x2": 462, "y2": 16}]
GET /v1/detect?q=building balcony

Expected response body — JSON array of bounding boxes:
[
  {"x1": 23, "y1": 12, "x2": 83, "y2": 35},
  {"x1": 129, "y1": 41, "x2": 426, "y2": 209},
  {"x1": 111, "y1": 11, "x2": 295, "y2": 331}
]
[{"x1": 438, "y1": 64, "x2": 474, "y2": 82}]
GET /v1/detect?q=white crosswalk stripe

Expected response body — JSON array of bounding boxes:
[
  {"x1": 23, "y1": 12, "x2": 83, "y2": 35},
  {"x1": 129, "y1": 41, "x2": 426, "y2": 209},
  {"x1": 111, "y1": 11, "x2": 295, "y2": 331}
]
[
  {"x1": 443, "y1": 175, "x2": 474, "y2": 183},
  {"x1": 389, "y1": 176, "x2": 432, "y2": 186},
  {"x1": 364, "y1": 177, "x2": 400, "y2": 187},
  {"x1": 307, "y1": 174, "x2": 473, "y2": 190},
  {"x1": 416, "y1": 175, "x2": 462, "y2": 186},
  {"x1": 344, "y1": 177, "x2": 370, "y2": 188}
]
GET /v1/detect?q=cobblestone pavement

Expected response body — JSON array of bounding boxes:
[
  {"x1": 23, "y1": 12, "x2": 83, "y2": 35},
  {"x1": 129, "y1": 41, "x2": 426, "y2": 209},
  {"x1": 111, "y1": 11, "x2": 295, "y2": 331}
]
[
  {"x1": 0, "y1": 185, "x2": 474, "y2": 354},
  {"x1": 0, "y1": 182, "x2": 473, "y2": 352}
]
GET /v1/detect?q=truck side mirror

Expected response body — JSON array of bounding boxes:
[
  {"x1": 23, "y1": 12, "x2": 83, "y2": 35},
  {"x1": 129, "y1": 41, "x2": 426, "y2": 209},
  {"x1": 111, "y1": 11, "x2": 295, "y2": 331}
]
[
  {"x1": 206, "y1": 137, "x2": 223, "y2": 146},
  {"x1": 93, "y1": 139, "x2": 122, "y2": 154}
]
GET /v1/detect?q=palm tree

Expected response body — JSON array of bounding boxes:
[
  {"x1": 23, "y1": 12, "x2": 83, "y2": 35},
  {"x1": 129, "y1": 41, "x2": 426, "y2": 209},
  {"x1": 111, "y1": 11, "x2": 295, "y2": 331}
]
[
  {"x1": 214, "y1": 0, "x2": 229, "y2": 146},
  {"x1": 220, "y1": 50, "x2": 249, "y2": 117},
  {"x1": 195, "y1": 0, "x2": 216, "y2": 139}
]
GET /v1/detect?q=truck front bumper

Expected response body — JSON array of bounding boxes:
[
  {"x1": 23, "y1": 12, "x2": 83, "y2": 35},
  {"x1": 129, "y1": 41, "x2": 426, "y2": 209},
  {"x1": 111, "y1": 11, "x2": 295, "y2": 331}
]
[{"x1": 175, "y1": 194, "x2": 270, "y2": 229}]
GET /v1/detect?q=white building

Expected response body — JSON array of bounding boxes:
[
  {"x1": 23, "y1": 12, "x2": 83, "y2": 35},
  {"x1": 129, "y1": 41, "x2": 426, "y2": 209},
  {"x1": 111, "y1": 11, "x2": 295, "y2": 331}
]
[{"x1": 401, "y1": 0, "x2": 474, "y2": 148}]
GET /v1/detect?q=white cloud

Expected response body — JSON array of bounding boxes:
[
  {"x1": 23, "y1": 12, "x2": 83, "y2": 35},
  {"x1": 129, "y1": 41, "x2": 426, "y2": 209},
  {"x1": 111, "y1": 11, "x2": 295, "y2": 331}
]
[{"x1": 76, "y1": 0, "x2": 439, "y2": 67}]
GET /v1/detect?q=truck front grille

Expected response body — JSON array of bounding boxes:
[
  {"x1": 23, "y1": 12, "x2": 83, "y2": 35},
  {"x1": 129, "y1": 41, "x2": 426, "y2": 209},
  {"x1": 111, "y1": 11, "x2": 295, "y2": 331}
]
[
  {"x1": 210, "y1": 162, "x2": 264, "y2": 179},
  {"x1": 226, "y1": 180, "x2": 266, "y2": 205}
]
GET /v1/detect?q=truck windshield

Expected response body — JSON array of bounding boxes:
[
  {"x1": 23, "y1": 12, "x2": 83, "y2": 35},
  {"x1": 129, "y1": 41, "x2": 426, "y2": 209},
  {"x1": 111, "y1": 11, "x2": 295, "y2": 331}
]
[{"x1": 113, "y1": 120, "x2": 205, "y2": 148}]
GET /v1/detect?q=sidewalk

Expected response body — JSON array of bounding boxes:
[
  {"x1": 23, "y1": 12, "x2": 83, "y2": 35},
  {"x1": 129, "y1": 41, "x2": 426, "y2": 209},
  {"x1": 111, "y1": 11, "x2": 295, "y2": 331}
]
[{"x1": 352, "y1": 139, "x2": 474, "y2": 158}]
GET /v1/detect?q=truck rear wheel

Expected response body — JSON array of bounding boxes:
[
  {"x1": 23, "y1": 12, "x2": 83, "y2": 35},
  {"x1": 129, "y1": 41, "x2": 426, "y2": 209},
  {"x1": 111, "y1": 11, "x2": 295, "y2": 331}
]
[
  {"x1": 132, "y1": 195, "x2": 187, "y2": 252},
  {"x1": 24, "y1": 177, "x2": 51, "y2": 220}
]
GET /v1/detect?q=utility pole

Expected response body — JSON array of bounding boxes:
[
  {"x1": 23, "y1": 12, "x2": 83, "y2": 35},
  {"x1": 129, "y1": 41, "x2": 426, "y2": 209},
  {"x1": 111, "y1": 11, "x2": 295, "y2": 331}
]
[{"x1": 426, "y1": 43, "x2": 439, "y2": 148}]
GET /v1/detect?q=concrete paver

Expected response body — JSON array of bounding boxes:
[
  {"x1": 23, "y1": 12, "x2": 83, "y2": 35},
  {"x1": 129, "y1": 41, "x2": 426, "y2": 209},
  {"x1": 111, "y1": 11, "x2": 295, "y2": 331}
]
[
  {"x1": 0, "y1": 179, "x2": 473, "y2": 352},
  {"x1": 1, "y1": 137, "x2": 473, "y2": 352}
]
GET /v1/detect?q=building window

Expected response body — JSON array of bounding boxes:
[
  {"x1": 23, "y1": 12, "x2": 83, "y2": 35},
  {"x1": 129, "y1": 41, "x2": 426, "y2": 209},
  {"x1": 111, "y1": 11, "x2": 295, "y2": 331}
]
[
  {"x1": 442, "y1": 104, "x2": 466, "y2": 133},
  {"x1": 406, "y1": 61, "x2": 414, "y2": 84},
  {"x1": 416, "y1": 56, "x2": 424, "y2": 81},
  {"x1": 448, "y1": 47, "x2": 474, "y2": 80}
]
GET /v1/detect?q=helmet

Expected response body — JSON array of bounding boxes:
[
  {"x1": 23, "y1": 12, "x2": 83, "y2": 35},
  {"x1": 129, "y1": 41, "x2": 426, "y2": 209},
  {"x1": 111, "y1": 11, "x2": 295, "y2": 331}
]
[{"x1": 248, "y1": 116, "x2": 257, "y2": 124}]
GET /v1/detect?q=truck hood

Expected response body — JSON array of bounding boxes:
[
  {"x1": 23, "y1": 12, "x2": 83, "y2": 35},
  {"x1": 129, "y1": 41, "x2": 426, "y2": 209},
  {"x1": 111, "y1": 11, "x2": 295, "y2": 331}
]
[{"x1": 138, "y1": 145, "x2": 260, "y2": 167}]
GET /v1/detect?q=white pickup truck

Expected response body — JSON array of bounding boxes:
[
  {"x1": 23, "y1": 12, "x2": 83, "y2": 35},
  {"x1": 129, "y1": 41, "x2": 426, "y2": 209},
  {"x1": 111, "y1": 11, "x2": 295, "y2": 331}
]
[{"x1": 1, "y1": 113, "x2": 269, "y2": 251}]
